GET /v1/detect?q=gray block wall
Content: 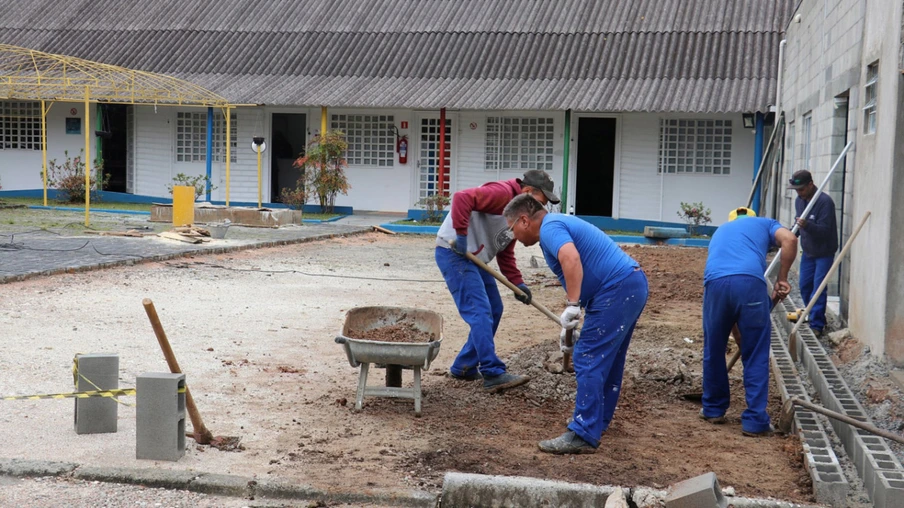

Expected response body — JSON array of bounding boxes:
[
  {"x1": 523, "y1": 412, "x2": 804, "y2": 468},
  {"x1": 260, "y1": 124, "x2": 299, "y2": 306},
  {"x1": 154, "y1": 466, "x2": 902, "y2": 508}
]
[
  {"x1": 136, "y1": 372, "x2": 186, "y2": 462},
  {"x1": 74, "y1": 353, "x2": 119, "y2": 435}
]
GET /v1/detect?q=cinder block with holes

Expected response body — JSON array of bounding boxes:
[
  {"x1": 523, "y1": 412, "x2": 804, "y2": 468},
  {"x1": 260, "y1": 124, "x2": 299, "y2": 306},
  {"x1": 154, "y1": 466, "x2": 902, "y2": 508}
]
[
  {"x1": 74, "y1": 353, "x2": 119, "y2": 434},
  {"x1": 664, "y1": 472, "x2": 727, "y2": 508},
  {"x1": 136, "y1": 372, "x2": 186, "y2": 462}
]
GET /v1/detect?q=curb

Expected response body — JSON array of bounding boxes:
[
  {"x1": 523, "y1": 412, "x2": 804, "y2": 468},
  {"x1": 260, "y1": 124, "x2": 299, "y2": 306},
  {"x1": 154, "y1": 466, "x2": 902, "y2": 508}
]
[
  {"x1": 0, "y1": 227, "x2": 372, "y2": 285},
  {"x1": 0, "y1": 458, "x2": 438, "y2": 507},
  {"x1": 439, "y1": 472, "x2": 825, "y2": 508}
]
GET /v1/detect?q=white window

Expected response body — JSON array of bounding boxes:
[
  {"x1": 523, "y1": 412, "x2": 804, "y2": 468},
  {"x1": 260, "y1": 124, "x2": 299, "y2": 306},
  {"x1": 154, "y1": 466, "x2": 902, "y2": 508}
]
[
  {"x1": 864, "y1": 62, "x2": 878, "y2": 134},
  {"x1": 802, "y1": 113, "x2": 812, "y2": 170},
  {"x1": 0, "y1": 101, "x2": 42, "y2": 150},
  {"x1": 485, "y1": 117, "x2": 554, "y2": 171},
  {"x1": 330, "y1": 114, "x2": 395, "y2": 167},
  {"x1": 786, "y1": 121, "x2": 796, "y2": 176},
  {"x1": 175, "y1": 111, "x2": 237, "y2": 163},
  {"x1": 658, "y1": 119, "x2": 732, "y2": 174}
]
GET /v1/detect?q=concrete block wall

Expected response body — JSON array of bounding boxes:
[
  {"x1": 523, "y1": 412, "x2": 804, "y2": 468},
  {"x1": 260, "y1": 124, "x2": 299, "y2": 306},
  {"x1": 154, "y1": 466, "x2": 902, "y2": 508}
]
[
  {"x1": 777, "y1": 297, "x2": 904, "y2": 507},
  {"x1": 769, "y1": 314, "x2": 849, "y2": 506}
]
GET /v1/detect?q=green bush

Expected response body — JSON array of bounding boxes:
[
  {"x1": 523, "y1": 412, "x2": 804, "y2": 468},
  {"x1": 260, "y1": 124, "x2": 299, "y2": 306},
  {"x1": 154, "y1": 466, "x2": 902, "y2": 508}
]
[
  {"x1": 677, "y1": 201, "x2": 712, "y2": 236},
  {"x1": 167, "y1": 173, "x2": 218, "y2": 201},
  {"x1": 417, "y1": 193, "x2": 450, "y2": 223},
  {"x1": 279, "y1": 178, "x2": 308, "y2": 211},
  {"x1": 44, "y1": 150, "x2": 109, "y2": 203}
]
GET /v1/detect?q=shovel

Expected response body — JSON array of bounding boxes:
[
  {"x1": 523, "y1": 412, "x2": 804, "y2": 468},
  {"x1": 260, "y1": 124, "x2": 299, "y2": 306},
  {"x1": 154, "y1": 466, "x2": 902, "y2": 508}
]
[
  {"x1": 459, "y1": 250, "x2": 574, "y2": 372},
  {"x1": 681, "y1": 295, "x2": 782, "y2": 402}
]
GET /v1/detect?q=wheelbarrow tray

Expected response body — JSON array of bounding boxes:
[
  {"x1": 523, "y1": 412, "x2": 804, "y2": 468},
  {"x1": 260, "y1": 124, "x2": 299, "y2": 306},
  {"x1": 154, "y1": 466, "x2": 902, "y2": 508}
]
[
  {"x1": 334, "y1": 306, "x2": 444, "y2": 416},
  {"x1": 335, "y1": 306, "x2": 443, "y2": 369}
]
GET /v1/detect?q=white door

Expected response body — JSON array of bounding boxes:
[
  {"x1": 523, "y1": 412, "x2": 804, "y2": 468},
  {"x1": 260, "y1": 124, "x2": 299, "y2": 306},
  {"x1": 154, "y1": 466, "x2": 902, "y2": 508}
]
[{"x1": 415, "y1": 115, "x2": 453, "y2": 202}]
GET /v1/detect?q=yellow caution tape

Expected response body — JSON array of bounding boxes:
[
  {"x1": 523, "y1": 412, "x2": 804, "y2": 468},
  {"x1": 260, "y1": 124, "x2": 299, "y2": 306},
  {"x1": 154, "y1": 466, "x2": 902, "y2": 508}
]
[{"x1": 2, "y1": 386, "x2": 185, "y2": 401}]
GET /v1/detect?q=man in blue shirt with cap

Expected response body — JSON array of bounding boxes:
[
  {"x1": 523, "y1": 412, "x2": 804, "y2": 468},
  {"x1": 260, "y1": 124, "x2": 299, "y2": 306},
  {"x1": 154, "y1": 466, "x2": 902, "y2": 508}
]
[
  {"x1": 788, "y1": 170, "x2": 838, "y2": 336},
  {"x1": 701, "y1": 207, "x2": 797, "y2": 437}
]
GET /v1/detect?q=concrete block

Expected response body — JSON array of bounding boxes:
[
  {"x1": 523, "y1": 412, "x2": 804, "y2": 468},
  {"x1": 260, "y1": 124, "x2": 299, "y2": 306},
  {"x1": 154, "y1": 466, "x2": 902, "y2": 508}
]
[
  {"x1": 74, "y1": 353, "x2": 119, "y2": 434},
  {"x1": 136, "y1": 372, "x2": 186, "y2": 462},
  {"x1": 440, "y1": 472, "x2": 614, "y2": 507},
  {"x1": 643, "y1": 226, "x2": 689, "y2": 239},
  {"x1": 872, "y1": 470, "x2": 904, "y2": 508},
  {"x1": 664, "y1": 472, "x2": 727, "y2": 508}
]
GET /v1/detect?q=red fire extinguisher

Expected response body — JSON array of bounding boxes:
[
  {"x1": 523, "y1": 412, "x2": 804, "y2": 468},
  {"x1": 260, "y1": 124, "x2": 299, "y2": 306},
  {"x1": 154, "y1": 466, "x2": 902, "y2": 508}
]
[{"x1": 397, "y1": 136, "x2": 408, "y2": 164}]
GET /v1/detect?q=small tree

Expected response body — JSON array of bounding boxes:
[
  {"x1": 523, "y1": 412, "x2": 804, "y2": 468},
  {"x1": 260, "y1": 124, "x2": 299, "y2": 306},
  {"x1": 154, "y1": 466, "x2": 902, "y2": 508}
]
[
  {"x1": 44, "y1": 150, "x2": 109, "y2": 203},
  {"x1": 294, "y1": 130, "x2": 350, "y2": 214},
  {"x1": 417, "y1": 193, "x2": 450, "y2": 223},
  {"x1": 167, "y1": 173, "x2": 218, "y2": 201},
  {"x1": 677, "y1": 201, "x2": 712, "y2": 236}
]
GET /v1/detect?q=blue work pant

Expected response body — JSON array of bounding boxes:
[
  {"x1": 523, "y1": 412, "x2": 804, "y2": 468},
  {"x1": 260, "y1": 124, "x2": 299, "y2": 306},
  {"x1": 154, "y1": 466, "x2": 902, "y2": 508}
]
[
  {"x1": 799, "y1": 253, "x2": 833, "y2": 332},
  {"x1": 702, "y1": 275, "x2": 772, "y2": 433},
  {"x1": 568, "y1": 269, "x2": 648, "y2": 447},
  {"x1": 435, "y1": 247, "x2": 506, "y2": 378}
]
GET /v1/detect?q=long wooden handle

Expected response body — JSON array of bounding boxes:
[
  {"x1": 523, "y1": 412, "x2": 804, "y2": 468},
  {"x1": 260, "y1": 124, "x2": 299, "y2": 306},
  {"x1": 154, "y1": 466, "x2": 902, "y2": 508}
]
[
  {"x1": 143, "y1": 298, "x2": 213, "y2": 444},
  {"x1": 791, "y1": 398, "x2": 904, "y2": 445},
  {"x1": 464, "y1": 251, "x2": 561, "y2": 325},
  {"x1": 789, "y1": 211, "x2": 870, "y2": 360}
]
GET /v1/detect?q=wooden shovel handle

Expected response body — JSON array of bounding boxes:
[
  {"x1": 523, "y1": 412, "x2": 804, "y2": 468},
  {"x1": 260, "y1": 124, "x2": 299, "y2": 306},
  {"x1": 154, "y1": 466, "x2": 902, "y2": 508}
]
[{"x1": 142, "y1": 298, "x2": 213, "y2": 444}]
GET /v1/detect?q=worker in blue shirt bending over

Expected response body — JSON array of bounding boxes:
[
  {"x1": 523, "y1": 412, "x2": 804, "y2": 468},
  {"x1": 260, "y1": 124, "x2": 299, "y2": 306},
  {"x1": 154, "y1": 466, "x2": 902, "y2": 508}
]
[
  {"x1": 700, "y1": 207, "x2": 797, "y2": 436},
  {"x1": 503, "y1": 194, "x2": 648, "y2": 454},
  {"x1": 788, "y1": 170, "x2": 838, "y2": 336}
]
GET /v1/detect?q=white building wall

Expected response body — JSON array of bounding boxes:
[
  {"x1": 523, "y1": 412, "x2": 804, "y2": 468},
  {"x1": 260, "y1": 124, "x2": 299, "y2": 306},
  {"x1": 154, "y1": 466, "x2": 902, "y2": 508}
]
[
  {"x1": 455, "y1": 110, "x2": 566, "y2": 203},
  {"x1": 326, "y1": 108, "x2": 413, "y2": 212},
  {"x1": 616, "y1": 113, "x2": 756, "y2": 226},
  {"x1": 133, "y1": 106, "x2": 174, "y2": 197},
  {"x1": 0, "y1": 101, "x2": 95, "y2": 190}
]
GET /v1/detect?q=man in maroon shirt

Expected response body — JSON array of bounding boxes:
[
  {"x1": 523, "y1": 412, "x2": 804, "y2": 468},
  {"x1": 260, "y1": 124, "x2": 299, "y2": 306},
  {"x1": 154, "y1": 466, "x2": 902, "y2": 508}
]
[{"x1": 435, "y1": 170, "x2": 560, "y2": 392}]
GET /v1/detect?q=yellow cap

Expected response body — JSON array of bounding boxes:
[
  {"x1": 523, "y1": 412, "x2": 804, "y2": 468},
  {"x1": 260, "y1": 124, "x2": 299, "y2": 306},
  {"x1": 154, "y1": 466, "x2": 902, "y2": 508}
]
[{"x1": 728, "y1": 207, "x2": 757, "y2": 221}]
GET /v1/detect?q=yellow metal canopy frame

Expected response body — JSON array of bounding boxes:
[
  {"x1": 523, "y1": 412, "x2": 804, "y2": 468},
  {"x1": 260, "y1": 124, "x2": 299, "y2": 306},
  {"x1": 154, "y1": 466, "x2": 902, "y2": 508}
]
[{"x1": 0, "y1": 44, "x2": 235, "y2": 225}]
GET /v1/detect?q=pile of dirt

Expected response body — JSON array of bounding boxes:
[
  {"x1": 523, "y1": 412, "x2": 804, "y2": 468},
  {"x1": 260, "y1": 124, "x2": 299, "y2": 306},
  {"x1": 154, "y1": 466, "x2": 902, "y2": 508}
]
[{"x1": 348, "y1": 323, "x2": 437, "y2": 343}]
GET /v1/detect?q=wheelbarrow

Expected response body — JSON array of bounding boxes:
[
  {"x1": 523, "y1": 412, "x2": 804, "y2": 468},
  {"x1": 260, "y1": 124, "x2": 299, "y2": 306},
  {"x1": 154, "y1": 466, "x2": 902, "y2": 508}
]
[{"x1": 335, "y1": 306, "x2": 443, "y2": 416}]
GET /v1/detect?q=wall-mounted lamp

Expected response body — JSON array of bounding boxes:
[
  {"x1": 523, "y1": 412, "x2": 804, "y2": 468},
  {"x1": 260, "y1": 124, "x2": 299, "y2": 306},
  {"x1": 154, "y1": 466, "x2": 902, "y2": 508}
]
[{"x1": 741, "y1": 113, "x2": 756, "y2": 129}]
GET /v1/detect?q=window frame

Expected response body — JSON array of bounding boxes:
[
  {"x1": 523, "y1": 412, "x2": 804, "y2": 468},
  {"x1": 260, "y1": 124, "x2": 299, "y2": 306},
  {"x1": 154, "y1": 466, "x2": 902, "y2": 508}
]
[
  {"x1": 174, "y1": 111, "x2": 237, "y2": 163},
  {"x1": 658, "y1": 118, "x2": 733, "y2": 175},
  {"x1": 863, "y1": 62, "x2": 878, "y2": 135},
  {"x1": 484, "y1": 115, "x2": 555, "y2": 172},
  {"x1": 330, "y1": 113, "x2": 396, "y2": 168},
  {"x1": 802, "y1": 113, "x2": 812, "y2": 171},
  {"x1": 0, "y1": 101, "x2": 43, "y2": 151}
]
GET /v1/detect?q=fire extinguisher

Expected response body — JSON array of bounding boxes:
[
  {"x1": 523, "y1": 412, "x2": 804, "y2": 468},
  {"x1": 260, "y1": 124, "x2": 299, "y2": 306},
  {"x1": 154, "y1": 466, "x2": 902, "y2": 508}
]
[{"x1": 397, "y1": 136, "x2": 408, "y2": 164}]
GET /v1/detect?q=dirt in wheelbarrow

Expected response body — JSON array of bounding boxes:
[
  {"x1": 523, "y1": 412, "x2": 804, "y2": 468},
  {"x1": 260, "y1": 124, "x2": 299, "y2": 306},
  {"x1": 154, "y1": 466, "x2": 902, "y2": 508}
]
[
  {"x1": 348, "y1": 323, "x2": 437, "y2": 343},
  {"x1": 1, "y1": 233, "x2": 812, "y2": 504}
]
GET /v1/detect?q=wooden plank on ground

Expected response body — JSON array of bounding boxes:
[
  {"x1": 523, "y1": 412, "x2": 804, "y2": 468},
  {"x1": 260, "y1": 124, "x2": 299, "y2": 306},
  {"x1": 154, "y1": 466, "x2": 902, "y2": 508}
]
[{"x1": 158, "y1": 231, "x2": 202, "y2": 244}]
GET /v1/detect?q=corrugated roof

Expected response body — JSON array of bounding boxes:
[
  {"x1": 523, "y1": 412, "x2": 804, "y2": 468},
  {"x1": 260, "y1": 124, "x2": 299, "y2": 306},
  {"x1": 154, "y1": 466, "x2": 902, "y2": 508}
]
[{"x1": 0, "y1": 0, "x2": 794, "y2": 112}]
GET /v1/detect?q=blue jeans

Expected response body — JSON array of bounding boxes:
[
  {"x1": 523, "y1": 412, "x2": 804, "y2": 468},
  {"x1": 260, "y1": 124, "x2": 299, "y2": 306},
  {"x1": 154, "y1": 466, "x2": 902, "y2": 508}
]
[
  {"x1": 799, "y1": 253, "x2": 834, "y2": 332},
  {"x1": 435, "y1": 247, "x2": 506, "y2": 378},
  {"x1": 567, "y1": 269, "x2": 648, "y2": 447},
  {"x1": 702, "y1": 275, "x2": 772, "y2": 433}
]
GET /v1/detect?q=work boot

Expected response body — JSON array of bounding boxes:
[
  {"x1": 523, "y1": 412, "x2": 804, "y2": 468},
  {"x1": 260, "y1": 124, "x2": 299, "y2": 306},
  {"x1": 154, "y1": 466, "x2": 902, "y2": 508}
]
[
  {"x1": 538, "y1": 431, "x2": 596, "y2": 455},
  {"x1": 448, "y1": 369, "x2": 481, "y2": 381},
  {"x1": 482, "y1": 372, "x2": 530, "y2": 393},
  {"x1": 742, "y1": 424, "x2": 776, "y2": 437},
  {"x1": 699, "y1": 408, "x2": 726, "y2": 424}
]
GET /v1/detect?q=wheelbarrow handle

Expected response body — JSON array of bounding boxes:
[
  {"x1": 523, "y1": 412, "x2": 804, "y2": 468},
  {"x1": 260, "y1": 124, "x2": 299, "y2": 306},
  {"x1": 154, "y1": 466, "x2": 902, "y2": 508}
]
[
  {"x1": 335, "y1": 336, "x2": 348, "y2": 344},
  {"x1": 463, "y1": 250, "x2": 561, "y2": 325}
]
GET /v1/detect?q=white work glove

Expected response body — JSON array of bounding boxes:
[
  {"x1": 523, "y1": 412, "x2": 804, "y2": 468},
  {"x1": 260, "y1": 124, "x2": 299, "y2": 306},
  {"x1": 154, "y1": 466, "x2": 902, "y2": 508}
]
[
  {"x1": 559, "y1": 327, "x2": 580, "y2": 354},
  {"x1": 560, "y1": 305, "x2": 581, "y2": 330}
]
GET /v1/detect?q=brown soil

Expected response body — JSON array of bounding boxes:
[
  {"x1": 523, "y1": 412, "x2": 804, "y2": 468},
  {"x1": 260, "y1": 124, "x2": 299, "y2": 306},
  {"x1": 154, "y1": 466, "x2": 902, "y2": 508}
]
[
  {"x1": 348, "y1": 323, "x2": 437, "y2": 343},
  {"x1": 1, "y1": 235, "x2": 814, "y2": 503},
  {"x1": 281, "y1": 241, "x2": 813, "y2": 502}
]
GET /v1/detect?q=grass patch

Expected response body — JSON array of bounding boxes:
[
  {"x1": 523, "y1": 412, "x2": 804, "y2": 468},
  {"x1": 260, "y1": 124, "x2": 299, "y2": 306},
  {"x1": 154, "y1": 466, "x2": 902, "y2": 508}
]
[
  {"x1": 603, "y1": 229, "x2": 645, "y2": 237},
  {"x1": 391, "y1": 219, "x2": 443, "y2": 226},
  {"x1": 0, "y1": 197, "x2": 153, "y2": 212}
]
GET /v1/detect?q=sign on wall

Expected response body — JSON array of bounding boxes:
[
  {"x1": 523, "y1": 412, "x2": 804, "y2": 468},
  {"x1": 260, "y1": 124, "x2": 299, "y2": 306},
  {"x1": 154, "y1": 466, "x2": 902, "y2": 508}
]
[{"x1": 65, "y1": 117, "x2": 81, "y2": 135}]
